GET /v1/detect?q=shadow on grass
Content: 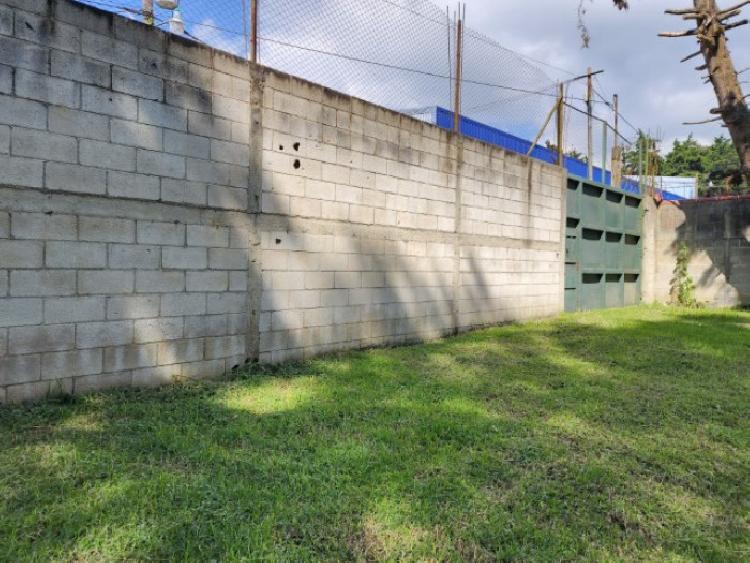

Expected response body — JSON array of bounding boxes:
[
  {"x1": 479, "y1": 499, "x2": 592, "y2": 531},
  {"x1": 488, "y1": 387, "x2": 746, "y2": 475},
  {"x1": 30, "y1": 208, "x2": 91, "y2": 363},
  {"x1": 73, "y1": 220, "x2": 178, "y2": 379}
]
[{"x1": 1, "y1": 306, "x2": 748, "y2": 560}]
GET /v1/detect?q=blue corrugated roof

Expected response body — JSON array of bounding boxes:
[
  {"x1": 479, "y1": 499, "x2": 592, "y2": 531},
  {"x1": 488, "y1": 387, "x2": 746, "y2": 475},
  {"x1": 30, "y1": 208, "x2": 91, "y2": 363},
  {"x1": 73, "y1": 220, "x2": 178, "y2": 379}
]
[{"x1": 432, "y1": 107, "x2": 684, "y2": 200}]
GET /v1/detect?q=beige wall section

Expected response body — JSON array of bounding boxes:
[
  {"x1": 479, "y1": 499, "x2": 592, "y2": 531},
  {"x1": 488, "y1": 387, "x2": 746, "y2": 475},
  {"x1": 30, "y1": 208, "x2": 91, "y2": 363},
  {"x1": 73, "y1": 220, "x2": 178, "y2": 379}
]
[
  {"x1": 257, "y1": 69, "x2": 565, "y2": 362},
  {"x1": 644, "y1": 198, "x2": 750, "y2": 307},
  {"x1": 0, "y1": 0, "x2": 565, "y2": 401}
]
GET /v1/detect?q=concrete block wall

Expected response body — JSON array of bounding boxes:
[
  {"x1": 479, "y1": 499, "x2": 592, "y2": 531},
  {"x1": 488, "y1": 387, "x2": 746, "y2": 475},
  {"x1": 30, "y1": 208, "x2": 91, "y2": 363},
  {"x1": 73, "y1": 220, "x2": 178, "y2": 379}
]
[
  {"x1": 0, "y1": 0, "x2": 566, "y2": 401},
  {"x1": 257, "y1": 70, "x2": 565, "y2": 362},
  {"x1": 645, "y1": 198, "x2": 750, "y2": 307}
]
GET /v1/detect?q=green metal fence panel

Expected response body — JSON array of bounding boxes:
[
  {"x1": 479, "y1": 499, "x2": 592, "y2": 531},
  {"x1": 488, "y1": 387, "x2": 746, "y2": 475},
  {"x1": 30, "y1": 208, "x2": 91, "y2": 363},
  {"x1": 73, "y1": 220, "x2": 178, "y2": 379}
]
[
  {"x1": 580, "y1": 273, "x2": 605, "y2": 310},
  {"x1": 564, "y1": 174, "x2": 642, "y2": 311},
  {"x1": 581, "y1": 228, "x2": 605, "y2": 269},
  {"x1": 624, "y1": 274, "x2": 640, "y2": 306},
  {"x1": 605, "y1": 273, "x2": 624, "y2": 308},
  {"x1": 605, "y1": 190, "x2": 624, "y2": 231},
  {"x1": 623, "y1": 196, "x2": 641, "y2": 232},
  {"x1": 566, "y1": 179, "x2": 581, "y2": 219}
]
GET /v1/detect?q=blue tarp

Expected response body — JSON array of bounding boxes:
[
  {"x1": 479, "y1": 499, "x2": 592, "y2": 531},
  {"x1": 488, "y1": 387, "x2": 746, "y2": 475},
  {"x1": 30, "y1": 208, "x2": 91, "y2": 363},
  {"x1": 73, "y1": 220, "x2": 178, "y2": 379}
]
[{"x1": 433, "y1": 107, "x2": 683, "y2": 200}]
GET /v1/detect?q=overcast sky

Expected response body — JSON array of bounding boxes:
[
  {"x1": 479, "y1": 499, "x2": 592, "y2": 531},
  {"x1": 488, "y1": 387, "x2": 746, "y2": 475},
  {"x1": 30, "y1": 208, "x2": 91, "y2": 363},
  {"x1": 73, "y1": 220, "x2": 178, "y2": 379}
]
[{"x1": 464, "y1": 0, "x2": 750, "y2": 150}]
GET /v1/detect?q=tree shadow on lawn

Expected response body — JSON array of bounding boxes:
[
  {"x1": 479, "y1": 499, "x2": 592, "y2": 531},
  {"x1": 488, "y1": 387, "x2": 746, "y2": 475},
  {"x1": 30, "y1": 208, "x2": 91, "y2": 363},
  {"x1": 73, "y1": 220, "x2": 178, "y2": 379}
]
[{"x1": 0, "y1": 306, "x2": 748, "y2": 561}]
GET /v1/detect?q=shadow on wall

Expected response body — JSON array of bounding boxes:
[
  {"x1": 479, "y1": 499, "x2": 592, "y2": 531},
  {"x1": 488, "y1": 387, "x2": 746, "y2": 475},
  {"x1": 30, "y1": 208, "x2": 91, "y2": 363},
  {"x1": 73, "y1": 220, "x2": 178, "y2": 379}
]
[
  {"x1": 1, "y1": 307, "x2": 748, "y2": 559},
  {"x1": 666, "y1": 198, "x2": 750, "y2": 307}
]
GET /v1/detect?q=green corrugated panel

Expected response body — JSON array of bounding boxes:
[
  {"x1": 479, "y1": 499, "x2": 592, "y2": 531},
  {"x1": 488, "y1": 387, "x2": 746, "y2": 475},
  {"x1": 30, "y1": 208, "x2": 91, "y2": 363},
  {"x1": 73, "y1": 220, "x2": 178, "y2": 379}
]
[
  {"x1": 581, "y1": 229, "x2": 605, "y2": 269},
  {"x1": 623, "y1": 195, "x2": 641, "y2": 233},
  {"x1": 580, "y1": 273, "x2": 605, "y2": 310},
  {"x1": 566, "y1": 180, "x2": 580, "y2": 218},
  {"x1": 581, "y1": 184, "x2": 606, "y2": 228},
  {"x1": 605, "y1": 274, "x2": 624, "y2": 308},
  {"x1": 624, "y1": 274, "x2": 640, "y2": 306},
  {"x1": 605, "y1": 190, "x2": 624, "y2": 231},
  {"x1": 605, "y1": 233, "x2": 623, "y2": 270}
]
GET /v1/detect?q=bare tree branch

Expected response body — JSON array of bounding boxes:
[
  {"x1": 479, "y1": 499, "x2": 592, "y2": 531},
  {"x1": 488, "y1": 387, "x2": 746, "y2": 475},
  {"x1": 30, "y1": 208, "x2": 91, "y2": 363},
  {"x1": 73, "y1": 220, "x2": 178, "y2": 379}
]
[
  {"x1": 659, "y1": 29, "x2": 698, "y2": 37},
  {"x1": 665, "y1": 8, "x2": 699, "y2": 15},
  {"x1": 683, "y1": 116, "x2": 723, "y2": 124},
  {"x1": 718, "y1": 0, "x2": 750, "y2": 17},
  {"x1": 724, "y1": 18, "x2": 749, "y2": 30},
  {"x1": 681, "y1": 50, "x2": 702, "y2": 62}
]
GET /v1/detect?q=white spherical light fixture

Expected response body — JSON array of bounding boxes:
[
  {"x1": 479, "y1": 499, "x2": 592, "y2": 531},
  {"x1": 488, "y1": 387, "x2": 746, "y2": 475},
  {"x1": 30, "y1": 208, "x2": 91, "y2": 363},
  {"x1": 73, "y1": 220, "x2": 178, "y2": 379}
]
[{"x1": 156, "y1": 0, "x2": 179, "y2": 9}]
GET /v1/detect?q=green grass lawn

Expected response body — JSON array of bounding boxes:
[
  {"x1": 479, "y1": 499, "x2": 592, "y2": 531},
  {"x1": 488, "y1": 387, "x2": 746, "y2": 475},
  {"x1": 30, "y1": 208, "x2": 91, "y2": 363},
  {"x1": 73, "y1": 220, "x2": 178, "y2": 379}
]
[{"x1": 1, "y1": 306, "x2": 749, "y2": 561}]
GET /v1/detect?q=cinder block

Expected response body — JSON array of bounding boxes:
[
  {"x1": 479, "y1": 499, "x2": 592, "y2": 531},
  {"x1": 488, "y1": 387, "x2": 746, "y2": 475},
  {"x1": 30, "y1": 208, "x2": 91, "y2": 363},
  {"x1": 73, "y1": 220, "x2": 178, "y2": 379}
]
[
  {"x1": 186, "y1": 271, "x2": 228, "y2": 292},
  {"x1": 0, "y1": 94, "x2": 48, "y2": 130},
  {"x1": 138, "y1": 99, "x2": 187, "y2": 131},
  {"x1": 0, "y1": 212, "x2": 7, "y2": 238},
  {"x1": 14, "y1": 11, "x2": 80, "y2": 52},
  {"x1": 78, "y1": 270, "x2": 135, "y2": 294},
  {"x1": 163, "y1": 130, "x2": 209, "y2": 159},
  {"x1": 0, "y1": 298, "x2": 43, "y2": 328},
  {"x1": 0, "y1": 36, "x2": 49, "y2": 74},
  {"x1": 45, "y1": 163, "x2": 107, "y2": 195},
  {"x1": 109, "y1": 244, "x2": 160, "y2": 269},
  {"x1": 75, "y1": 371, "x2": 133, "y2": 394},
  {"x1": 108, "y1": 171, "x2": 160, "y2": 200},
  {"x1": 188, "y1": 110, "x2": 232, "y2": 140},
  {"x1": 11, "y1": 270, "x2": 76, "y2": 297},
  {"x1": 0, "y1": 240, "x2": 43, "y2": 268},
  {"x1": 11, "y1": 212, "x2": 77, "y2": 241},
  {"x1": 213, "y1": 94, "x2": 249, "y2": 123},
  {"x1": 80, "y1": 139, "x2": 136, "y2": 172},
  {"x1": 113, "y1": 16, "x2": 165, "y2": 52},
  {"x1": 106, "y1": 295, "x2": 160, "y2": 319},
  {"x1": 207, "y1": 186, "x2": 248, "y2": 211},
  {"x1": 46, "y1": 241, "x2": 107, "y2": 269},
  {"x1": 16, "y1": 69, "x2": 80, "y2": 109},
  {"x1": 81, "y1": 30, "x2": 138, "y2": 69},
  {"x1": 131, "y1": 364, "x2": 180, "y2": 388},
  {"x1": 11, "y1": 127, "x2": 78, "y2": 162},
  {"x1": 135, "y1": 271, "x2": 184, "y2": 293},
  {"x1": 186, "y1": 157, "x2": 230, "y2": 185},
  {"x1": 161, "y1": 293, "x2": 206, "y2": 316},
  {"x1": 166, "y1": 82, "x2": 212, "y2": 112},
  {"x1": 184, "y1": 314, "x2": 228, "y2": 338},
  {"x1": 211, "y1": 139, "x2": 249, "y2": 166},
  {"x1": 52, "y1": 0, "x2": 112, "y2": 35},
  {"x1": 9, "y1": 324, "x2": 75, "y2": 354},
  {"x1": 206, "y1": 293, "x2": 246, "y2": 314},
  {"x1": 162, "y1": 247, "x2": 207, "y2": 269},
  {"x1": 187, "y1": 225, "x2": 229, "y2": 248},
  {"x1": 0, "y1": 5, "x2": 10, "y2": 35},
  {"x1": 79, "y1": 216, "x2": 135, "y2": 243},
  {"x1": 136, "y1": 149, "x2": 185, "y2": 179},
  {"x1": 112, "y1": 67, "x2": 163, "y2": 101},
  {"x1": 205, "y1": 334, "x2": 245, "y2": 360},
  {"x1": 0, "y1": 155, "x2": 44, "y2": 188},
  {"x1": 82, "y1": 85, "x2": 138, "y2": 119},
  {"x1": 45, "y1": 296, "x2": 106, "y2": 324},
  {"x1": 76, "y1": 320, "x2": 133, "y2": 348},
  {"x1": 138, "y1": 49, "x2": 188, "y2": 82},
  {"x1": 208, "y1": 248, "x2": 247, "y2": 270},
  {"x1": 42, "y1": 349, "x2": 103, "y2": 379},
  {"x1": 161, "y1": 178, "x2": 207, "y2": 206},
  {"x1": 157, "y1": 337, "x2": 204, "y2": 365},
  {"x1": 137, "y1": 221, "x2": 185, "y2": 246},
  {"x1": 103, "y1": 343, "x2": 158, "y2": 372},
  {"x1": 0, "y1": 65, "x2": 11, "y2": 96},
  {"x1": 51, "y1": 50, "x2": 110, "y2": 87},
  {"x1": 49, "y1": 107, "x2": 110, "y2": 141},
  {"x1": 133, "y1": 317, "x2": 183, "y2": 343},
  {"x1": 0, "y1": 354, "x2": 41, "y2": 385},
  {"x1": 111, "y1": 119, "x2": 163, "y2": 151}
]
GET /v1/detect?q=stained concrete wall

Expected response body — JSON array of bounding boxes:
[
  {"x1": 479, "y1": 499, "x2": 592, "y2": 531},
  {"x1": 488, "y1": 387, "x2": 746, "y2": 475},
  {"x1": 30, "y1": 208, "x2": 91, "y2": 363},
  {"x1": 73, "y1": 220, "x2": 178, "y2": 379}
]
[
  {"x1": 0, "y1": 0, "x2": 566, "y2": 402},
  {"x1": 645, "y1": 198, "x2": 750, "y2": 307}
]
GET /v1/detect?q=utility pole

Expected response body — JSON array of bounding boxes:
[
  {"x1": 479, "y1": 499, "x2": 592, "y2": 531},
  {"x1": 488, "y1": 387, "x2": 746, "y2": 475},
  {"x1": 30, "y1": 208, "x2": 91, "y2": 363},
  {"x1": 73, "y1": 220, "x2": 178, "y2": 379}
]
[
  {"x1": 453, "y1": 4, "x2": 464, "y2": 134},
  {"x1": 143, "y1": 0, "x2": 154, "y2": 25},
  {"x1": 587, "y1": 67, "x2": 593, "y2": 180},
  {"x1": 601, "y1": 121, "x2": 608, "y2": 184},
  {"x1": 611, "y1": 93, "x2": 623, "y2": 187},
  {"x1": 250, "y1": 0, "x2": 258, "y2": 64},
  {"x1": 556, "y1": 82, "x2": 565, "y2": 167}
]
